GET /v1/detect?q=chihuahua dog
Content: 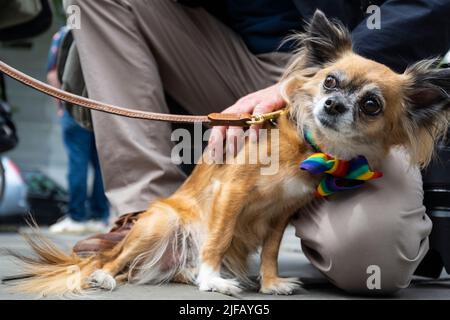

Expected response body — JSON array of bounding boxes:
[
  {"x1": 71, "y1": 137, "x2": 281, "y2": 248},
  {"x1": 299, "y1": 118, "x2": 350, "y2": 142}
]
[{"x1": 5, "y1": 11, "x2": 450, "y2": 297}]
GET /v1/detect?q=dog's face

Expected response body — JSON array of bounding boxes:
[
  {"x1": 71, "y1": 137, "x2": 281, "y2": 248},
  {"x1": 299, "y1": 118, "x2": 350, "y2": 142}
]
[
  {"x1": 303, "y1": 54, "x2": 401, "y2": 146},
  {"x1": 282, "y1": 11, "x2": 450, "y2": 165}
]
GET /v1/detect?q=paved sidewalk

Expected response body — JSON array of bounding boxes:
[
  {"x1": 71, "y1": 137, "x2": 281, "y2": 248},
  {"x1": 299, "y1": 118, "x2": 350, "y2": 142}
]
[{"x1": 1, "y1": 227, "x2": 449, "y2": 300}]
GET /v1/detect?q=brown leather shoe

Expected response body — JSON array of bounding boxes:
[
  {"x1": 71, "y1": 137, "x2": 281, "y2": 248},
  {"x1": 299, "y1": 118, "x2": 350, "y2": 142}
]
[{"x1": 73, "y1": 212, "x2": 142, "y2": 256}]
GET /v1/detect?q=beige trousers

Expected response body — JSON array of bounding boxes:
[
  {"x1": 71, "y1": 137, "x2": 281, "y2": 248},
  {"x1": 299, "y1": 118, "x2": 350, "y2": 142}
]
[
  {"x1": 69, "y1": 0, "x2": 431, "y2": 294},
  {"x1": 69, "y1": 0, "x2": 289, "y2": 214}
]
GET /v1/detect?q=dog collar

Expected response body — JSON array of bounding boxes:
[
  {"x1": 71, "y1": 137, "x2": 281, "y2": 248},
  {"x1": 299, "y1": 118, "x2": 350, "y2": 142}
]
[{"x1": 300, "y1": 129, "x2": 383, "y2": 197}]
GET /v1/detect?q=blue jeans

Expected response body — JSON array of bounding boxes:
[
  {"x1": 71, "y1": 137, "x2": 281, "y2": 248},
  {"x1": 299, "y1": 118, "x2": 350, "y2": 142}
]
[{"x1": 60, "y1": 111, "x2": 109, "y2": 222}]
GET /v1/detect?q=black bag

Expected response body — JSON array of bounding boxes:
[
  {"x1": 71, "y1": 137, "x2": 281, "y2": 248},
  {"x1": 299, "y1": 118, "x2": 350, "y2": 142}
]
[
  {"x1": 415, "y1": 135, "x2": 450, "y2": 278},
  {"x1": 56, "y1": 29, "x2": 94, "y2": 131},
  {"x1": 0, "y1": 74, "x2": 19, "y2": 153},
  {"x1": 415, "y1": 66, "x2": 450, "y2": 278},
  {"x1": 0, "y1": 0, "x2": 52, "y2": 41}
]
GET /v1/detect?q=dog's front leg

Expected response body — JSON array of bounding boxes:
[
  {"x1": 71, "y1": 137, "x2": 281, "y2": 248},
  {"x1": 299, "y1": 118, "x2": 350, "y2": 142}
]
[
  {"x1": 197, "y1": 186, "x2": 244, "y2": 296},
  {"x1": 259, "y1": 214, "x2": 301, "y2": 295}
]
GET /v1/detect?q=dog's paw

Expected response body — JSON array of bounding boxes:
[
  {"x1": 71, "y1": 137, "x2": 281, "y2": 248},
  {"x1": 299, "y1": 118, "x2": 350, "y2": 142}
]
[
  {"x1": 199, "y1": 277, "x2": 242, "y2": 296},
  {"x1": 260, "y1": 277, "x2": 301, "y2": 295},
  {"x1": 88, "y1": 270, "x2": 116, "y2": 291}
]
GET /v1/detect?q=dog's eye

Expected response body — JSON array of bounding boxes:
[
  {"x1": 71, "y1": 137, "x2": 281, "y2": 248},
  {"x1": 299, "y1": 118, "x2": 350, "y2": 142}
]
[
  {"x1": 324, "y1": 76, "x2": 338, "y2": 90},
  {"x1": 360, "y1": 98, "x2": 382, "y2": 116}
]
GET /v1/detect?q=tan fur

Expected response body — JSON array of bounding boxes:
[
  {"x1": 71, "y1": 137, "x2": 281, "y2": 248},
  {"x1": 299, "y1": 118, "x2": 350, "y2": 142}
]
[
  {"x1": 5, "y1": 114, "x2": 318, "y2": 296},
  {"x1": 3, "y1": 231, "x2": 100, "y2": 297}
]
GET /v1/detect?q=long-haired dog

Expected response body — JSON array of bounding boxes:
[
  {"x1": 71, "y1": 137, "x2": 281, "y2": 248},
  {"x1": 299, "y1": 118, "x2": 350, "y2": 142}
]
[{"x1": 3, "y1": 11, "x2": 450, "y2": 297}]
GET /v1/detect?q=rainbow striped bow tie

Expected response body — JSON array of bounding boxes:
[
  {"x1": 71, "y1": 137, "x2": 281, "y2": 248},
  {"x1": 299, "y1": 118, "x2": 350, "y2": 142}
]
[{"x1": 300, "y1": 131, "x2": 383, "y2": 197}]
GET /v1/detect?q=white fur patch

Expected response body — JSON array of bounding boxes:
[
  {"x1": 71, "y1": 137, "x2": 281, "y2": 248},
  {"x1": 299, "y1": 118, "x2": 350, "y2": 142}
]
[
  {"x1": 282, "y1": 176, "x2": 314, "y2": 200},
  {"x1": 130, "y1": 215, "x2": 201, "y2": 286},
  {"x1": 313, "y1": 97, "x2": 355, "y2": 135},
  {"x1": 197, "y1": 264, "x2": 242, "y2": 296},
  {"x1": 211, "y1": 179, "x2": 222, "y2": 193},
  {"x1": 88, "y1": 270, "x2": 116, "y2": 291}
]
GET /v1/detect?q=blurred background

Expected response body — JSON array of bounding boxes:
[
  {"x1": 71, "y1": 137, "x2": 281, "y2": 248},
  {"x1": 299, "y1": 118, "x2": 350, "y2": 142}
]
[{"x1": 0, "y1": 0, "x2": 101, "y2": 229}]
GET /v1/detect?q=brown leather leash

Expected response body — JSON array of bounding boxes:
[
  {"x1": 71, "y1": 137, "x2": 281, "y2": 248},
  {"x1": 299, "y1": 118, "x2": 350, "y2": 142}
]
[{"x1": 0, "y1": 60, "x2": 284, "y2": 127}]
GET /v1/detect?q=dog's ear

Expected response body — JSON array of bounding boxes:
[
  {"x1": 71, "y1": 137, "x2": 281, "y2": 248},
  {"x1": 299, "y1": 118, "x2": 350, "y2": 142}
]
[
  {"x1": 280, "y1": 76, "x2": 308, "y2": 104},
  {"x1": 282, "y1": 10, "x2": 351, "y2": 78},
  {"x1": 401, "y1": 59, "x2": 450, "y2": 165},
  {"x1": 301, "y1": 10, "x2": 352, "y2": 68}
]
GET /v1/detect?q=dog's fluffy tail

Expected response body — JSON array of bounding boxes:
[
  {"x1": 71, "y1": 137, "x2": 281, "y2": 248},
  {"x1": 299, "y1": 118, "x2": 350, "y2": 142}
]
[
  {"x1": 126, "y1": 202, "x2": 201, "y2": 286},
  {"x1": 2, "y1": 203, "x2": 202, "y2": 297},
  {"x1": 2, "y1": 224, "x2": 102, "y2": 297}
]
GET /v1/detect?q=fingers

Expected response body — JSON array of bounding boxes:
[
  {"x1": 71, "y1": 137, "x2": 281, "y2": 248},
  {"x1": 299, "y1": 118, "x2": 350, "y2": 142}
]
[
  {"x1": 249, "y1": 100, "x2": 283, "y2": 143},
  {"x1": 208, "y1": 124, "x2": 246, "y2": 162},
  {"x1": 208, "y1": 125, "x2": 226, "y2": 162},
  {"x1": 226, "y1": 126, "x2": 246, "y2": 157},
  {"x1": 250, "y1": 103, "x2": 272, "y2": 142},
  {"x1": 208, "y1": 99, "x2": 256, "y2": 162},
  {"x1": 206, "y1": 84, "x2": 286, "y2": 163}
]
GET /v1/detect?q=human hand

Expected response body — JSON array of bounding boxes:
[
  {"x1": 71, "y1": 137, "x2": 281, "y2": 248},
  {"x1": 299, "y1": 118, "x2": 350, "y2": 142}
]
[{"x1": 208, "y1": 84, "x2": 286, "y2": 161}]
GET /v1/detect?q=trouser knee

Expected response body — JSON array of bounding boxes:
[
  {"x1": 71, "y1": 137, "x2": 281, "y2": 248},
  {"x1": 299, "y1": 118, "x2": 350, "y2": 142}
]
[{"x1": 301, "y1": 214, "x2": 431, "y2": 295}]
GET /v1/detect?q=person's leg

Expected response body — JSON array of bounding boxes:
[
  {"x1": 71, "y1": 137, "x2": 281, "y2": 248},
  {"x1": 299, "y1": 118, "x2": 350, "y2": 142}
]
[
  {"x1": 67, "y1": 0, "x2": 183, "y2": 215},
  {"x1": 128, "y1": 0, "x2": 289, "y2": 116},
  {"x1": 60, "y1": 111, "x2": 91, "y2": 222},
  {"x1": 88, "y1": 137, "x2": 110, "y2": 223},
  {"x1": 293, "y1": 149, "x2": 432, "y2": 294},
  {"x1": 68, "y1": 0, "x2": 289, "y2": 215}
]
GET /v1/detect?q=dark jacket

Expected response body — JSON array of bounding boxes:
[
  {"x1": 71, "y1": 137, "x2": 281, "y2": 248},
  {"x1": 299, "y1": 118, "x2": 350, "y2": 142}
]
[{"x1": 178, "y1": 0, "x2": 450, "y2": 73}]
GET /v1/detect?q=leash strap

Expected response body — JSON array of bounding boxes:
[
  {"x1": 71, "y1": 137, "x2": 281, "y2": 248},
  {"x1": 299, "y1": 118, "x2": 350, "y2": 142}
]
[{"x1": 0, "y1": 60, "x2": 284, "y2": 127}]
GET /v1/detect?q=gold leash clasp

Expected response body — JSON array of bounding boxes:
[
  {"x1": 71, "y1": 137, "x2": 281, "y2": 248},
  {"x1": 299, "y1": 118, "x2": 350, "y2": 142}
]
[{"x1": 246, "y1": 109, "x2": 287, "y2": 126}]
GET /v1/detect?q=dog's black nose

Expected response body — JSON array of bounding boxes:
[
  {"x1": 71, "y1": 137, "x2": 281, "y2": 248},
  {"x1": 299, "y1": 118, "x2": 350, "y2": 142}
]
[{"x1": 324, "y1": 98, "x2": 347, "y2": 115}]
